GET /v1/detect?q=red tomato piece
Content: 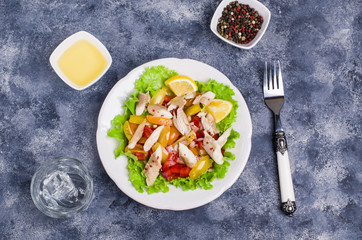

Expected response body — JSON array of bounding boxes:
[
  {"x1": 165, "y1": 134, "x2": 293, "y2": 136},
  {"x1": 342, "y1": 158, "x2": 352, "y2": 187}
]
[
  {"x1": 197, "y1": 140, "x2": 204, "y2": 150},
  {"x1": 191, "y1": 116, "x2": 201, "y2": 128},
  {"x1": 162, "y1": 161, "x2": 170, "y2": 172},
  {"x1": 163, "y1": 95, "x2": 173, "y2": 103},
  {"x1": 170, "y1": 164, "x2": 182, "y2": 174},
  {"x1": 135, "y1": 152, "x2": 146, "y2": 161},
  {"x1": 196, "y1": 131, "x2": 204, "y2": 138},
  {"x1": 180, "y1": 166, "x2": 191, "y2": 177},
  {"x1": 143, "y1": 125, "x2": 153, "y2": 138},
  {"x1": 213, "y1": 133, "x2": 219, "y2": 140}
]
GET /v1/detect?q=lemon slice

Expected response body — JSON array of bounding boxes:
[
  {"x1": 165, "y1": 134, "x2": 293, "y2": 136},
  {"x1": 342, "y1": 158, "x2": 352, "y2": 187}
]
[
  {"x1": 205, "y1": 99, "x2": 233, "y2": 123},
  {"x1": 165, "y1": 75, "x2": 198, "y2": 96}
]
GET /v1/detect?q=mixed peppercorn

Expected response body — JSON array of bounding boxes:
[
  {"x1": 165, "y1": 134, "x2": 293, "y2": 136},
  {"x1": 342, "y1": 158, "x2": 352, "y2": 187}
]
[{"x1": 217, "y1": 1, "x2": 263, "y2": 44}]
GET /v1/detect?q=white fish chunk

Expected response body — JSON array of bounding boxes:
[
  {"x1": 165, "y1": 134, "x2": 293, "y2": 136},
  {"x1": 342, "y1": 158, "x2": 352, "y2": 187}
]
[
  {"x1": 135, "y1": 92, "x2": 150, "y2": 116},
  {"x1": 143, "y1": 125, "x2": 164, "y2": 151},
  {"x1": 128, "y1": 120, "x2": 147, "y2": 149},
  {"x1": 201, "y1": 113, "x2": 219, "y2": 135},
  {"x1": 148, "y1": 104, "x2": 173, "y2": 118},
  {"x1": 217, "y1": 127, "x2": 232, "y2": 147},
  {"x1": 144, "y1": 146, "x2": 162, "y2": 186},
  {"x1": 203, "y1": 131, "x2": 224, "y2": 165},
  {"x1": 167, "y1": 96, "x2": 186, "y2": 111},
  {"x1": 206, "y1": 114, "x2": 219, "y2": 134},
  {"x1": 178, "y1": 143, "x2": 197, "y2": 168},
  {"x1": 172, "y1": 108, "x2": 191, "y2": 136},
  {"x1": 184, "y1": 91, "x2": 197, "y2": 99},
  {"x1": 193, "y1": 91, "x2": 215, "y2": 106}
]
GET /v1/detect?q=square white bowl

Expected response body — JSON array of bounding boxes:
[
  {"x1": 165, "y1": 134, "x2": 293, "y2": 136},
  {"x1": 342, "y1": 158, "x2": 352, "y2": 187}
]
[
  {"x1": 210, "y1": 0, "x2": 271, "y2": 49},
  {"x1": 49, "y1": 31, "x2": 112, "y2": 90}
]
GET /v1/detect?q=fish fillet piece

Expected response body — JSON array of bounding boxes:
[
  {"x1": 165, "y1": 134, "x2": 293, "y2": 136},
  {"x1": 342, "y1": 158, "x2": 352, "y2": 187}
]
[
  {"x1": 143, "y1": 125, "x2": 164, "y2": 151},
  {"x1": 135, "y1": 92, "x2": 150, "y2": 116},
  {"x1": 201, "y1": 113, "x2": 219, "y2": 135},
  {"x1": 144, "y1": 146, "x2": 162, "y2": 186},
  {"x1": 148, "y1": 104, "x2": 173, "y2": 118},
  {"x1": 217, "y1": 127, "x2": 232, "y2": 147},
  {"x1": 167, "y1": 96, "x2": 186, "y2": 111},
  {"x1": 178, "y1": 143, "x2": 197, "y2": 168},
  {"x1": 128, "y1": 119, "x2": 147, "y2": 149},
  {"x1": 184, "y1": 91, "x2": 197, "y2": 99},
  {"x1": 193, "y1": 91, "x2": 215, "y2": 106},
  {"x1": 203, "y1": 131, "x2": 224, "y2": 165},
  {"x1": 172, "y1": 108, "x2": 191, "y2": 136}
]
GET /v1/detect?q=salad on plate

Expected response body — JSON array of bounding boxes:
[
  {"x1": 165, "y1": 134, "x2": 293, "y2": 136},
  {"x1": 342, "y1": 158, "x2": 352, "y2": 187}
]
[{"x1": 108, "y1": 66, "x2": 240, "y2": 194}]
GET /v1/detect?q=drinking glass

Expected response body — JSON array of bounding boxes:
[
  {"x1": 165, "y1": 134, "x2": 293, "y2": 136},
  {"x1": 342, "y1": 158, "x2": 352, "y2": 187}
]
[{"x1": 30, "y1": 157, "x2": 93, "y2": 218}]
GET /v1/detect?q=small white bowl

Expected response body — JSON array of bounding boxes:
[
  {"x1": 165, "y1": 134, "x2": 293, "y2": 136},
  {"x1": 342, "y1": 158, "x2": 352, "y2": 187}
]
[
  {"x1": 49, "y1": 31, "x2": 112, "y2": 90},
  {"x1": 210, "y1": 0, "x2": 271, "y2": 49}
]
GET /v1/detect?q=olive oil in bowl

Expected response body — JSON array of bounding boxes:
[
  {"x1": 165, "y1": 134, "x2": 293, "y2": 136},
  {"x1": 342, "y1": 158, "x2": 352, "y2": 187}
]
[{"x1": 50, "y1": 31, "x2": 112, "y2": 90}]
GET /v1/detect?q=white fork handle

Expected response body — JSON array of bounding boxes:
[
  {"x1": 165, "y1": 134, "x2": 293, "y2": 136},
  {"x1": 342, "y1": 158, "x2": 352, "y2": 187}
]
[{"x1": 274, "y1": 131, "x2": 296, "y2": 216}]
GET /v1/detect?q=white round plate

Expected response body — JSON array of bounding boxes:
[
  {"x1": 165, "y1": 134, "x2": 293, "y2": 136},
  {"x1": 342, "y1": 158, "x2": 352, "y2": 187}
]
[{"x1": 96, "y1": 58, "x2": 252, "y2": 210}]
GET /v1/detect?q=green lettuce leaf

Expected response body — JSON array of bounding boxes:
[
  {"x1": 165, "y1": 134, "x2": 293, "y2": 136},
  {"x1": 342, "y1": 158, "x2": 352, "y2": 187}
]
[
  {"x1": 107, "y1": 107, "x2": 131, "y2": 158},
  {"x1": 135, "y1": 66, "x2": 178, "y2": 96},
  {"x1": 125, "y1": 151, "x2": 146, "y2": 193},
  {"x1": 124, "y1": 90, "x2": 139, "y2": 115},
  {"x1": 223, "y1": 129, "x2": 240, "y2": 150}
]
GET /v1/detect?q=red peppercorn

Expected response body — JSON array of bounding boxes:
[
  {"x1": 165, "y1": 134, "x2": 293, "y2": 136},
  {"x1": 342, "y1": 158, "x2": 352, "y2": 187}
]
[
  {"x1": 260, "y1": 16, "x2": 263, "y2": 20},
  {"x1": 243, "y1": 11, "x2": 246, "y2": 14},
  {"x1": 237, "y1": 8, "x2": 240, "y2": 11}
]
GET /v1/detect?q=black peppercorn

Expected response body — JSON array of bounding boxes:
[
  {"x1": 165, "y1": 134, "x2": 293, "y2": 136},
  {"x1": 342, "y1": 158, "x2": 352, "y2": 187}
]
[{"x1": 217, "y1": 1, "x2": 263, "y2": 45}]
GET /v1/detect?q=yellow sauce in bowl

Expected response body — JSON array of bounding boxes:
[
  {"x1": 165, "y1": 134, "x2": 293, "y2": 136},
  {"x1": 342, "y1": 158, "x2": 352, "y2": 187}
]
[{"x1": 58, "y1": 39, "x2": 107, "y2": 87}]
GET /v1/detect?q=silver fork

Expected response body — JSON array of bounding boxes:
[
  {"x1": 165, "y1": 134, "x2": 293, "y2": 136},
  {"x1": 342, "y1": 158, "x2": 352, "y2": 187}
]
[{"x1": 263, "y1": 61, "x2": 296, "y2": 216}]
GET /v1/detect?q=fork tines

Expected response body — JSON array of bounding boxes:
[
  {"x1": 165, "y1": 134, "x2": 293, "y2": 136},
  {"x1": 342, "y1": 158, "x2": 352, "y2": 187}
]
[{"x1": 263, "y1": 61, "x2": 284, "y2": 98}]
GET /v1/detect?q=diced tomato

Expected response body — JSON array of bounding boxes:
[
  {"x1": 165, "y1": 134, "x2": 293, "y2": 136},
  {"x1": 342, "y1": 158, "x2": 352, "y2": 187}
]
[
  {"x1": 213, "y1": 133, "x2": 219, "y2": 140},
  {"x1": 191, "y1": 116, "x2": 201, "y2": 128},
  {"x1": 180, "y1": 166, "x2": 191, "y2": 177},
  {"x1": 135, "y1": 152, "x2": 146, "y2": 161},
  {"x1": 162, "y1": 169, "x2": 175, "y2": 181},
  {"x1": 164, "y1": 169, "x2": 179, "y2": 181},
  {"x1": 162, "y1": 153, "x2": 177, "y2": 172},
  {"x1": 196, "y1": 131, "x2": 204, "y2": 138},
  {"x1": 161, "y1": 154, "x2": 192, "y2": 181},
  {"x1": 221, "y1": 148, "x2": 225, "y2": 156},
  {"x1": 197, "y1": 140, "x2": 204, "y2": 150},
  {"x1": 170, "y1": 164, "x2": 182, "y2": 174},
  {"x1": 162, "y1": 161, "x2": 170, "y2": 172},
  {"x1": 143, "y1": 125, "x2": 153, "y2": 138},
  {"x1": 163, "y1": 95, "x2": 173, "y2": 103}
]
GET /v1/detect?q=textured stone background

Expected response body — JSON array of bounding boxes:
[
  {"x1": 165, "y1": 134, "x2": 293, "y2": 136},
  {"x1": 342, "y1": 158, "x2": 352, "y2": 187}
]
[{"x1": 0, "y1": 0, "x2": 361, "y2": 239}]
